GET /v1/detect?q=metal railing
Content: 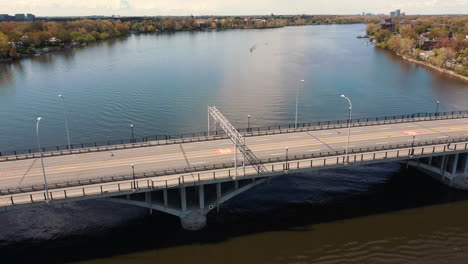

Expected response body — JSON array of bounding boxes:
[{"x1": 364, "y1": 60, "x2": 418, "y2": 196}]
[
  {"x1": 2, "y1": 139, "x2": 468, "y2": 208},
  {"x1": 2, "y1": 136, "x2": 467, "y2": 196},
  {"x1": 1, "y1": 110, "x2": 467, "y2": 162}
]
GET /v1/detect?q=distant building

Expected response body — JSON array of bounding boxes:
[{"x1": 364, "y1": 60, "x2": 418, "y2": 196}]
[
  {"x1": 26, "y1": 14, "x2": 35, "y2": 21},
  {"x1": 0, "y1": 13, "x2": 35, "y2": 22},
  {"x1": 15, "y1": 14, "x2": 26, "y2": 21},
  {"x1": 0, "y1": 14, "x2": 15, "y2": 21},
  {"x1": 380, "y1": 18, "x2": 395, "y2": 32},
  {"x1": 390, "y1": 9, "x2": 403, "y2": 17}
]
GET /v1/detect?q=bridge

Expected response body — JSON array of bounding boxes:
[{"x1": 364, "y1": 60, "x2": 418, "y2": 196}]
[{"x1": 1, "y1": 109, "x2": 468, "y2": 230}]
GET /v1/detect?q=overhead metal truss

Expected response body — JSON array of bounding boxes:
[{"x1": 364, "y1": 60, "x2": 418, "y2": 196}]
[{"x1": 208, "y1": 106, "x2": 268, "y2": 174}]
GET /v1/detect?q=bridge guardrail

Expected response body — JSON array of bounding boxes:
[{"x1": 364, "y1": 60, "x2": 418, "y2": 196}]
[
  {"x1": 1, "y1": 110, "x2": 467, "y2": 162},
  {"x1": 2, "y1": 139, "x2": 468, "y2": 208},
  {"x1": 2, "y1": 136, "x2": 467, "y2": 196}
]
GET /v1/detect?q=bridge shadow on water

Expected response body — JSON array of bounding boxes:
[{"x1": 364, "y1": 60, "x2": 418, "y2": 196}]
[{"x1": 1, "y1": 163, "x2": 468, "y2": 263}]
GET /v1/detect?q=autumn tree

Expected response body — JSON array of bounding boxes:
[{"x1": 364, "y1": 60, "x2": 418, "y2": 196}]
[
  {"x1": 366, "y1": 23, "x2": 379, "y2": 35},
  {"x1": 0, "y1": 32, "x2": 10, "y2": 57}
]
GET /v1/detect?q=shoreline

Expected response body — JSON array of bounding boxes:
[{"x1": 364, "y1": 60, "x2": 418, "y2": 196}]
[
  {"x1": 0, "y1": 22, "x2": 367, "y2": 65},
  {"x1": 399, "y1": 54, "x2": 468, "y2": 82}
]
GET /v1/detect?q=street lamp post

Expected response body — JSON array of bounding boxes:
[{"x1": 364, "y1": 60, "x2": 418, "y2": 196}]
[
  {"x1": 130, "y1": 123, "x2": 134, "y2": 143},
  {"x1": 341, "y1": 95, "x2": 353, "y2": 164},
  {"x1": 131, "y1": 163, "x2": 136, "y2": 190},
  {"x1": 36, "y1": 117, "x2": 50, "y2": 201},
  {"x1": 411, "y1": 135, "x2": 416, "y2": 156},
  {"x1": 436, "y1": 100, "x2": 440, "y2": 116},
  {"x1": 295, "y1": 80, "x2": 305, "y2": 129},
  {"x1": 285, "y1": 147, "x2": 289, "y2": 170},
  {"x1": 58, "y1": 94, "x2": 71, "y2": 149},
  {"x1": 247, "y1": 115, "x2": 251, "y2": 132}
]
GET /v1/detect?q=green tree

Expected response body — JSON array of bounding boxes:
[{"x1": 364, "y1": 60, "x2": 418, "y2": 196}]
[
  {"x1": 366, "y1": 23, "x2": 379, "y2": 35},
  {"x1": 0, "y1": 32, "x2": 10, "y2": 56},
  {"x1": 374, "y1": 29, "x2": 392, "y2": 43},
  {"x1": 400, "y1": 25, "x2": 418, "y2": 40}
]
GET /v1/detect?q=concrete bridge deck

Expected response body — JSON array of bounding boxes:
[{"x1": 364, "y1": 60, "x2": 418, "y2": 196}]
[
  {"x1": 1, "y1": 116, "x2": 467, "y2": 192},
  {"x1": 2, "y1": 113, "x2": 468, "y2": 230}
]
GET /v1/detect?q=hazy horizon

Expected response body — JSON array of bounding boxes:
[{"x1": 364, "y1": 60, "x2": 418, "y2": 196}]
[{"x1": 2, "y1": 0, "x2": 467, "y2": 17}]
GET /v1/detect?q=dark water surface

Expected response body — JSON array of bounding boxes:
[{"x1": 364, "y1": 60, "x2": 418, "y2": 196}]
[{"x1": 1, "y1": 24, "x2": 468, "y2": 263}]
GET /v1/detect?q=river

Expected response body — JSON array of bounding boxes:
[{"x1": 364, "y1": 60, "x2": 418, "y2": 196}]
[{"x1": 0, "y1": 24, "x2": 468, "y2": 263}]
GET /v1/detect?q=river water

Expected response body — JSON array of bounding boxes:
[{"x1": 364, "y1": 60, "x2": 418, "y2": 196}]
[{"x1": 1, "y1": 24, "x2": 468, "y2": 263}]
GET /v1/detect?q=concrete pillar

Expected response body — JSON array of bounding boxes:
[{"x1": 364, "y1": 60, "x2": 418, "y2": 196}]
[
  {"x1": 199, "y1": 185, "x2": 205, "y2": 209},
  {"x1": 440, "y1": 155, "x2": 447, "y2": 175},
  {"x1": 163, "y1": 189, "x2": 168, "y2": 207},
  {"x1": 145, "y1": 192, "x2": 152, "y2": 215},
  {"x1": 216, "y1": 183, "x2": 221, "y2": 200},
  {"x1": 180, "y1": 210, "x2": 207, "y2": 231},
  {"x1": 451, "y1": 154, "x2": 459, "y2": 174},
  {"x1": 181, "y1": 187, "x2": 187, "y2": 212},
  {"x1": 464, "y1": 154, "x2": 468, "y2": 174}
]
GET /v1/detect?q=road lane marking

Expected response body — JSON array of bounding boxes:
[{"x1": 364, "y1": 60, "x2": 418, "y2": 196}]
[
  {"x1": 376, "y1": 142, "x2": 389, "y2": 145},
  {"x1": 3, "y1": 127, "x2": 468, "y2": 181},
  {"x1": 3, "y1": 124, "x2": 468, "y2": 176},
  {"x1": 2, "y1": 123, "x2": 468, "y2": 177}
]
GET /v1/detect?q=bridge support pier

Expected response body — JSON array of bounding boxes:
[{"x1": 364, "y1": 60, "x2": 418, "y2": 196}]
[
  {"x1": 105, "y1": 176, "x2": 269, "y2": 231},
  {"x1": 180, "y1": 210, "x2": 207, "y2": 231},
  {"x1": 409, "y1": 153, "x2": 468, "y2": 189}
]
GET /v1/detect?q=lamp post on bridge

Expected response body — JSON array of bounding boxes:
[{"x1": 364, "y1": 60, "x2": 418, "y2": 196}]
[
  {"x1": 436, "y1": 100, "x2": 440, "y2": 116},
  {"x1": 295, "y1": 80, "x2": 305, "y2": 129},
  {"x1": 130, "y1": 123, "x2": 134, "y2": 143},
  {"x1": 58, "y1": 94, "x2": 71, "y2": 149},
  {"x1": 341, "y1": 94, "x2": 352, "y2": 165},
  {"x1": 247, "y1": 115, "x2": 251, "y2": 132},
  {"x1": 36, "y1": 117, "x2": 50, "y2": 201},
  {"x1": 285, "y1": 147, "x2": 289, "y2": 171},
  {"x1": 411, "y1": 135, "x2": 416, "y2": 156}
]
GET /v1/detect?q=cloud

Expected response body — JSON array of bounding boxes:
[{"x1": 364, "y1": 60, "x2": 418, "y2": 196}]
[{"x1": 0, "y1": 0, "x2": 466, "y2": 16}]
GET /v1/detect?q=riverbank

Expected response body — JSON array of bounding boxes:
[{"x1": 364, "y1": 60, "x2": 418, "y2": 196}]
[
  {"x1": 1, "y1": 16, "x2": 380, "y2": 64},
  {"x1": 400, "y1": 54, "x2": 468, "y2": 82}
]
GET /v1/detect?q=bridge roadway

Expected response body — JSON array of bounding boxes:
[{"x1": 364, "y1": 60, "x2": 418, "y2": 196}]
[{"x1": 1, "y1": 118, "x2": 468, "y2": 191}]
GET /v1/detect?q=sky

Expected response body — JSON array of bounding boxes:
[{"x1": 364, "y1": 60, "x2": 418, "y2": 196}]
[{"x1": 1, "y1": 0, "x2": 467, "y2": 16}]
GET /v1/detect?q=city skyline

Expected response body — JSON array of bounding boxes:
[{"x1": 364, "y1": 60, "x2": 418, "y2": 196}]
[{"x1": 1, "y1": 0, "x2": 467, "y2": 16}]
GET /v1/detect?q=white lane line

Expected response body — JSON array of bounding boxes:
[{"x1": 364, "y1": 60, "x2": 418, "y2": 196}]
[
  {"x1": 378, "y1": 127, "x2": 391, "y2": 130},
  {"x1": 306, "y1": 149, "x2": 322, "y2": 152},
  {"x1": 288, "y1": 136, "x2": 303, "y2": 139},
  {"x1": 270, "y1": 153, "x2": 283, "y2": 156},
  {"x1": 437, "y1": 136, "x2": 448, "y2": 138},
  {"x1": 320, "y1": 133, "x2": 333, "y2": 135},
  {"x1": 376, "y1": 142, "x2": 389, "y2": 145},
  {"x1": 254, "y1": 138, "x2": 271, "y2": 142},
  {"x1": 191, "y1": 162, "x2": 206, "y2": 165},
  {"x1": 353, "y1": 130, "x2": 363, "y2": 132}
]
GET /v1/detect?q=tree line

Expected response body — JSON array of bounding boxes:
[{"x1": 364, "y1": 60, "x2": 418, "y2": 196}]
[
  {"x1": 0, "y1": 16, "x2": 379, "y2": 60},
  {"x1": 367, "y1": 16, "x2": 468, "y2": 77}
]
